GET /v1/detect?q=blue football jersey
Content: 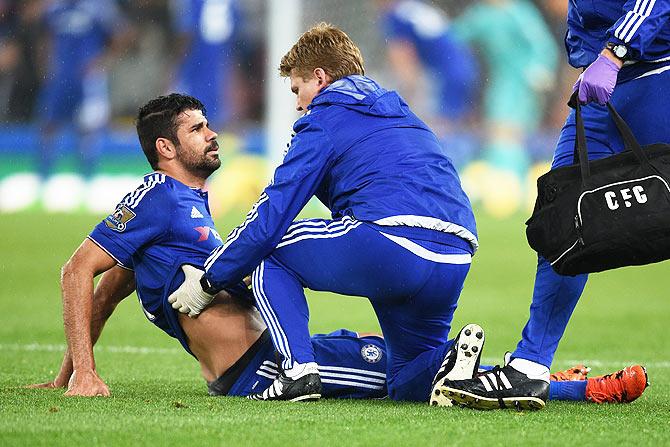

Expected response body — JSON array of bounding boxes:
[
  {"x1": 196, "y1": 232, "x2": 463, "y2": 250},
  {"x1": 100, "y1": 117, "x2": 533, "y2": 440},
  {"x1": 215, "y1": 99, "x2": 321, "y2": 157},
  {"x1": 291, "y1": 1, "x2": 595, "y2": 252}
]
[{"x1": 89, "y1": 173, "x2": 224, "y2": 353}]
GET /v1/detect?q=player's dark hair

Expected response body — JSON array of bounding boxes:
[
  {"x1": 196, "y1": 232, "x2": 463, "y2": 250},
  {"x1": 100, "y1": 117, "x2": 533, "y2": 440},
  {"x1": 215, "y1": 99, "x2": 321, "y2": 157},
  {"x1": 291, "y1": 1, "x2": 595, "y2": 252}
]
[{"x1": 135, "y1": 93, "x2": 206, "y2": 170}]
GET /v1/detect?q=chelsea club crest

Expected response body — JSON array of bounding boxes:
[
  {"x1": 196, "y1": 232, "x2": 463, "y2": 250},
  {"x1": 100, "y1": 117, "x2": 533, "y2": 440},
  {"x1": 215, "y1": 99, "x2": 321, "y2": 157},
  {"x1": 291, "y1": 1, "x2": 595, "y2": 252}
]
[{"x1": 360, "y1": 344, "x2": 382, "y2": 363}]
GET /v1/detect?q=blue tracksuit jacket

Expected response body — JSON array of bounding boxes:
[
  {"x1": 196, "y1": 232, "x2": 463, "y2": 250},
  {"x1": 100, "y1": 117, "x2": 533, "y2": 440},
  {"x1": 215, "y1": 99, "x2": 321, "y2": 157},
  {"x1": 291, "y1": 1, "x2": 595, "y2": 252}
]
[{"x1": 203, "y1": 75, "x2": 477, "y2": 289}]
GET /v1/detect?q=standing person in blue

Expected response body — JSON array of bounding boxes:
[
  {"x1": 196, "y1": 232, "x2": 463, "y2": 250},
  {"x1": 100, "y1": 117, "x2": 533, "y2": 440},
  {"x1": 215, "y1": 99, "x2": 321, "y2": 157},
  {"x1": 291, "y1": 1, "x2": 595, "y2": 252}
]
[
  {"x1": 440, "y1": 0, "x2": 667, "y2": 410},
  {"x1": 167, "y1": 23, "x2": 487, "y2": 403},
  {"x1": 51, "y1": 93, "x2": 389, "y2": 398},
  {"x1": 375, "y1": 0, "x2": 479, "y2": 162},
  {"x1": 37, "y1": 0, "x2": 131, "y2": 181},
  {"x1": 169, "y1": 0, "x2": 240, "y2": 131}
]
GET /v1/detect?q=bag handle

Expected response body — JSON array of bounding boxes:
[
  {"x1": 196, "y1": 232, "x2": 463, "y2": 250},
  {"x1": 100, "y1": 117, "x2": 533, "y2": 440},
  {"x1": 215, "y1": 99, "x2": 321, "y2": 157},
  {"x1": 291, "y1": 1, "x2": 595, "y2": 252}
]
[
  {"x1": 568, "y1": 93, "x2": 590, "y2": 183},
  {"x1": 605, "y1": 102, "x2": 651, "y2": 165},
  {"x1": 568, "y1": 92, "x2": 651, "y2": 185}
]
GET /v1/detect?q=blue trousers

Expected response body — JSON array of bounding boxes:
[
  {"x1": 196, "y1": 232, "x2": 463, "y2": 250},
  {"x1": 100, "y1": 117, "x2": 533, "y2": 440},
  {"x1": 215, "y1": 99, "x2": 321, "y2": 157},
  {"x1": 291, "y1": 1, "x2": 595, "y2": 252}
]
[
  {"x1": 513, "y1": 69, "x2": 670, "y2": 367},
  {"x1": 251, "y1": 217, "x2": 473, "y2": 401}
]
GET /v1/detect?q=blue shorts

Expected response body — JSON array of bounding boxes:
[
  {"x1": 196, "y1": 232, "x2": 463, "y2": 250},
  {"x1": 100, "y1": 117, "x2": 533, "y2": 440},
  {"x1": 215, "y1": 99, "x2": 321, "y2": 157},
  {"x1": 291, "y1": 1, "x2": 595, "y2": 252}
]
[{"x1": 208, "y1": 329, "x2": 388, "y2": 399}]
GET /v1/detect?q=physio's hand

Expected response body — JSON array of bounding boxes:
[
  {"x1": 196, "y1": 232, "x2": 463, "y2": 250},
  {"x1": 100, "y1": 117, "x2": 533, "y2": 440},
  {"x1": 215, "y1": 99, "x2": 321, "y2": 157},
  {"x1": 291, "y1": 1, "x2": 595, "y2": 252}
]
[
  {"x1": 573, "y1": 53, "x2": 622, "y2": 105},
  {"x1": 65, "y1": 369, "x2": 110, "y2": 397},
  {"x1": 167, "y1": 265, "x2": 215, "y2": 318}
]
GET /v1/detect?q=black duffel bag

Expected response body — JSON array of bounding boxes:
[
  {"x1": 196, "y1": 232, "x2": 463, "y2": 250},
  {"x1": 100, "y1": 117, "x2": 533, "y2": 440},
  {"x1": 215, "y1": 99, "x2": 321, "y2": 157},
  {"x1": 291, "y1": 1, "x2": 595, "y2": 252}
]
[{"x1": 526, "y1": 96, "x2": 670, "y2": 276}]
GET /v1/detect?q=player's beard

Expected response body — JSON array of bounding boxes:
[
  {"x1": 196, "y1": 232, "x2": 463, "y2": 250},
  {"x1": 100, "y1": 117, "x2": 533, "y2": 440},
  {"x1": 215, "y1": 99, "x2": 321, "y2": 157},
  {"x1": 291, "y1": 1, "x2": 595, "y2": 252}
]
[{"x1": 176, "y1": 141, "x2": 221, "y2": 179}]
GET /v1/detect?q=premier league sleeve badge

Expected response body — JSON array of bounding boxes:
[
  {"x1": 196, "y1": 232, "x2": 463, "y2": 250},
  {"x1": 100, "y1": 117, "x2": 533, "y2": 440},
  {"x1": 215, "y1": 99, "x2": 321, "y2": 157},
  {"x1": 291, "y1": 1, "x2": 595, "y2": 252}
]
[{"x1": 104, "y1": 205, "x2": 137, "y2": 232}]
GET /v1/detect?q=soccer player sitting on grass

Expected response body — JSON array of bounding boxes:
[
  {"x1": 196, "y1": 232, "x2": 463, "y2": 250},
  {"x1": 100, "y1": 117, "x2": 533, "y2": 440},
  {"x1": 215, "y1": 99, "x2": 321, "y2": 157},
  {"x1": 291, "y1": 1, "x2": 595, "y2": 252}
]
[
  {"x1": 28, "y1": 93, "x2": 388, "y2": 399},
  {"x1": 28, "y1": 93, "x2": 647, "y2": 406}
]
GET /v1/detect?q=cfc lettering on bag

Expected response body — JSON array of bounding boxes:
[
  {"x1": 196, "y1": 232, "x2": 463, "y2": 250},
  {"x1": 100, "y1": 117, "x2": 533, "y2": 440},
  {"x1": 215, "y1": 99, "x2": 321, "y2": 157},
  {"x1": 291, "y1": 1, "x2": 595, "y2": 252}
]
[
  {"x1": 633, "y1": 185, "x2": 647, "y2": 204},
  {"x1": 604, "y1": 185, "x2": 647, "y2": 210},
  {"x1": 605, "y1": 191, "x2": 619, "y2": 210}
]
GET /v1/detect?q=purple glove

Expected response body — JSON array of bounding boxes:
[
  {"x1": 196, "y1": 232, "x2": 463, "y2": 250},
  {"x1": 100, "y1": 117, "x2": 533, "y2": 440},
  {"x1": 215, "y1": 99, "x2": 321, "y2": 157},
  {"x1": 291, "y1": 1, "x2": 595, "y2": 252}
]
[{"x1": 572, "y1": 54, "x2": 621, "y2": 105}]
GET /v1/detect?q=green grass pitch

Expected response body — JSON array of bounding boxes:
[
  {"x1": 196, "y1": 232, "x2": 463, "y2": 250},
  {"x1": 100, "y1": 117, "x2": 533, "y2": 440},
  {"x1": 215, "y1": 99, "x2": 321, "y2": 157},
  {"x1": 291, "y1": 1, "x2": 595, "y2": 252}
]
[{"x1": 1, "y1": 210, "x2": 668, "y2": 446}]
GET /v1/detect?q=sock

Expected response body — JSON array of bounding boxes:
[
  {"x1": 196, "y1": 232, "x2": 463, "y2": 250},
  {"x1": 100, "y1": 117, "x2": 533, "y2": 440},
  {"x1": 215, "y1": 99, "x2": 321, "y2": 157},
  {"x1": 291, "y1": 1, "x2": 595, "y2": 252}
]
[
  {"x1": 509, "y1": 358, "x2": 550, "y2": 383},
  {"x1": 549, "y1": 380, "x2": 587, "y2": 401},
  {"x1": 284, "y1": 361, "x2": 319, "y2": 379}
]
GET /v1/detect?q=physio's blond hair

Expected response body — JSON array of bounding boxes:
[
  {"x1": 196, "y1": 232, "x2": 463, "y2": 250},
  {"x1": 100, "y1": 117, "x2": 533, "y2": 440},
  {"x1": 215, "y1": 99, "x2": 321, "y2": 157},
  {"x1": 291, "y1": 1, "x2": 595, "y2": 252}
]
[{"x1": 279, "y1": 23, "x2": 365, "y2": 80}]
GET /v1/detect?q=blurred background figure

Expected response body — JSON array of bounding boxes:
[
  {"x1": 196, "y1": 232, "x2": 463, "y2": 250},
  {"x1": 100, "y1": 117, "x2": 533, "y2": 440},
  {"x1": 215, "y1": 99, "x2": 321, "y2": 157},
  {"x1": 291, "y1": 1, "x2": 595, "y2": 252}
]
[
  {"x1": 375, "y1": 0, "x2": 479, "y2": 168},
  {"x1": 36, "y1": 0, "x2": 133, "y2": 209},
  {"x1": 452, "y1": 0, "x2": 557, "y2": 217},
  {"x1": 165, "y1": 0, "x2": 271, "y2": 217},
  {"x1": 538, "y1": 0, "x2": 578, "y2": 130},
  {"x1": 169, "y1": 0, "x2": 241, "y2": 132},
  {"x1": 0, "y1": 0, "x2": 44, "y2": 123}
]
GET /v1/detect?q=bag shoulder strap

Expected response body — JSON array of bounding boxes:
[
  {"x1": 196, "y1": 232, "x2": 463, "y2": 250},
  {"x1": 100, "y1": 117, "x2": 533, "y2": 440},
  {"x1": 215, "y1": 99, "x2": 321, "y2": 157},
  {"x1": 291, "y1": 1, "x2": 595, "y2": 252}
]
[{"x1": 567, "y1": 92, "x2": 651, "y2": 186}]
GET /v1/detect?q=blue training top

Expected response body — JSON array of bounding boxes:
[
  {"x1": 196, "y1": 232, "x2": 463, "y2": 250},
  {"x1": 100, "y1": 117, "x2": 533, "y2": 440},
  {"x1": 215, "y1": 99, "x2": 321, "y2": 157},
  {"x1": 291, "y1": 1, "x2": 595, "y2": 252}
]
[
  {"x1": 89, "y1": 173, "x2": 226, "y2": 355},
  {"x1": 203, "y1": 75, "x2": 478, "y2": 291},
  {"x1": 566, "y1": 0, "x2": 670, "y2": 81}
]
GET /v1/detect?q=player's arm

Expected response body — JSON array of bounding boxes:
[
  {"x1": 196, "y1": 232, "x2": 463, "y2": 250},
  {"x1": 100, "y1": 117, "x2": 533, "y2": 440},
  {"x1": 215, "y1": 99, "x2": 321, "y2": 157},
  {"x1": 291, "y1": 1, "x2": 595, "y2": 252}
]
[
  {"x1": 33, "y1": 177, "x2": 167, "y2": 391},
  {"x1": 90, "y1": 266, "x2": 136, "y2": 347},
  {"x1": 59, "y1": 239, "x2": 122, "y2": 396},
  {"x1": 606, "y1": 0, "x2": 670, "y2": 61},
  {"x1": 29, "y1": 264, "x2": 135, "y2": 390},
  {"x1": 202, "y1": 120, "x2": 336, "y2": 290},
  {"x1": 169, "y1": 121, "x2": 336, "y2": 315}
]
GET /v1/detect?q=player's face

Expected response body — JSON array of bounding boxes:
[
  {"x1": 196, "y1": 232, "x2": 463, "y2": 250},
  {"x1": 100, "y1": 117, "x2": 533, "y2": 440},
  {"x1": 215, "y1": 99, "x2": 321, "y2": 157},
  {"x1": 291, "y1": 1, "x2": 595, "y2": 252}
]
[
  {"x1": 174, "y1": 109, "x2": 221, "y2": 177},
  {"x1": 290, "y1": 71, "x2": 323, "y2": 112}
]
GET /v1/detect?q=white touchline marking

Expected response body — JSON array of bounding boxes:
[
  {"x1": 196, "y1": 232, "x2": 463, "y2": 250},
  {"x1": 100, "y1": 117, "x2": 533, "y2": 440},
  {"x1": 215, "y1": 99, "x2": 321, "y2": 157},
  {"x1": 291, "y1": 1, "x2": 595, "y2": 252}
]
[
  {"x1": 479, "y1": 357, "x2": 670, "y2": 369},
  {"x1": 0, "y1": 343, "x2": 182, "y2": 355},
  {"x1": 2, "y1": 344, "x2": 670, "y2": 369}
]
